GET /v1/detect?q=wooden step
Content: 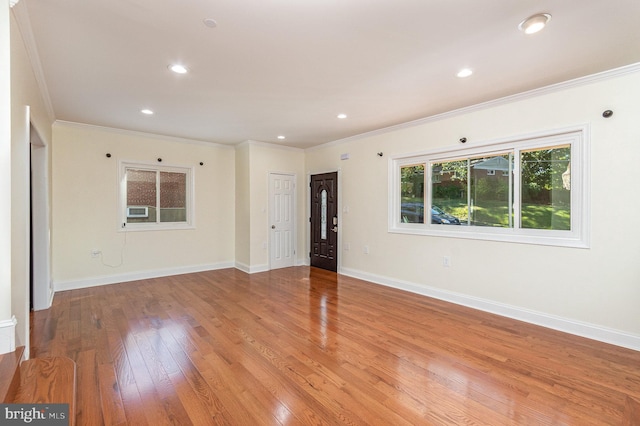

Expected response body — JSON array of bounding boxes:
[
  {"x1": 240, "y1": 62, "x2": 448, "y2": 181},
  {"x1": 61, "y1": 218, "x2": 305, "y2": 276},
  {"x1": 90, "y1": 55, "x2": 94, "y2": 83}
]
[
  {"x1": 0, "y1": 346, "x2": 25, "y2": 403},
  {"x1": 13, "y1": 357, "x2": 76, "y2": 426}
]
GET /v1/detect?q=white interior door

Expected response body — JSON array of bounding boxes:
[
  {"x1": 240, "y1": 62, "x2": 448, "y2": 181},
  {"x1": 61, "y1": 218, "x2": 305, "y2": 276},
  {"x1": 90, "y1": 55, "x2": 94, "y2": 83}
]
[{"x1": 269, "y1": 173, "x2": 295, "y2": 270}]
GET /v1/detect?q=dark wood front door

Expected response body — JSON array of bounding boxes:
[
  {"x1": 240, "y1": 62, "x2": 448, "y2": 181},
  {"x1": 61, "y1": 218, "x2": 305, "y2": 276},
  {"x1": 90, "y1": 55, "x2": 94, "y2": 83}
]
[{"x1": 310, "y1": 172, "x2": 338, "y2": 272}]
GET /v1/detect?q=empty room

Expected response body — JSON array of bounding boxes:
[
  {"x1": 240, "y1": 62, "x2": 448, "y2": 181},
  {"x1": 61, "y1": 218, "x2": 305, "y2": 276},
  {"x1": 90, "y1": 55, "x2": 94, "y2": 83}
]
[{"x1": 2, "y1": 0, "x2": 640, "y2": 424}]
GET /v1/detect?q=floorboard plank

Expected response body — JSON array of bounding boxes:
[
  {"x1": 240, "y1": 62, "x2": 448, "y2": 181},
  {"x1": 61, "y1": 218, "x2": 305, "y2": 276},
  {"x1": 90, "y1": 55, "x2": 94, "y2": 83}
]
[{"x1": 74, "y1": 350, "x2": 103, "y2": 426}]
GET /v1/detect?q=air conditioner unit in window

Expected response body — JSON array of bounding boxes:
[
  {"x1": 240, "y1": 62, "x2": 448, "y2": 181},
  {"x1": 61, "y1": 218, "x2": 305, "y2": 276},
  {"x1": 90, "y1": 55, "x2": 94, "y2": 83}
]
[{"x1": 127, "y1": 206, "x2": 149, "y2": 218}]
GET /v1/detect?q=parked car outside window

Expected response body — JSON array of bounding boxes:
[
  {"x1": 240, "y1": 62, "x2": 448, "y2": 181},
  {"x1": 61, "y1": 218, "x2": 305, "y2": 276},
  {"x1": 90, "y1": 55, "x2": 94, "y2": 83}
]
[{"x1": 401, "y1": 203, "x2": 460, "y2": 225}]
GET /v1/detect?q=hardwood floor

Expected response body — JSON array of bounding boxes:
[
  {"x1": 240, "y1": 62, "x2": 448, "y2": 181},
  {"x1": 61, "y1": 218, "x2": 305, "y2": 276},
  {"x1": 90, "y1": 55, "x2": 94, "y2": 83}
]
[{"x1": 31, "y1": 267, "x2": 640, "y2": 425}]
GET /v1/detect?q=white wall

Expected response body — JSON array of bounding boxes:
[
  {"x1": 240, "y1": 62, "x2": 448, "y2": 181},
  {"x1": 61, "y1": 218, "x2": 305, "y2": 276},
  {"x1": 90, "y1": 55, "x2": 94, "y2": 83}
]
[
  {"x1": 249, "y1": 143, "x2": 306, "y2": 270},
  {"x1": 51, "y1": 122, "x2": 236, "y2": 289},
  {"x1": 8, "y1": 3, "x2": 55, "y2": 356},
  {"x1": 235, "y1": 143, "x2": 251, "y2": 268},
  {"x1": 305, "y1": 69, "x2": 640, "y2": 349},
  {"x1": 0, "y1": 1, "x2": 15, "y2": 355},
  {"x1": 235, "y1": 141, "x2": 306, "y2": 272},
  {"x1": 51, "y1": 128, "x2": 305, "y2": 284}
]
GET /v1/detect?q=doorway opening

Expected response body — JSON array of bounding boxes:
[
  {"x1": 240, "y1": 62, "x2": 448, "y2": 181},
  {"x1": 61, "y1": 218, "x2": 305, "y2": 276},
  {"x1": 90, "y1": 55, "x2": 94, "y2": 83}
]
[{"x1": 30, "y1": 124, "x2": 52, "y2": 311}]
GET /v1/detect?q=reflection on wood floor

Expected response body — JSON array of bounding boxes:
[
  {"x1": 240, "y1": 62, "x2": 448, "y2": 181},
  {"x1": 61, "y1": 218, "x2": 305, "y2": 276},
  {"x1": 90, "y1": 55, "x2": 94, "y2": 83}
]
[{"x1": 31, "y1": 267, "x2": 640, "y2": 425}]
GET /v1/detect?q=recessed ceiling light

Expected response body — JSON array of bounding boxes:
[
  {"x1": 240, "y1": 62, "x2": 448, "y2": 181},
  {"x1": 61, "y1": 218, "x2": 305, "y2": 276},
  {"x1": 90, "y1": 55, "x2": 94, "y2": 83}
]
[
  {"x1": 203, "y1": 18, "x2": 218, "y2": 28},
  {"x1": 518, "y1": 13, "x2": 551, "y2": 35},
  {"x1": 141, "y1": 109, "x2": 154, "y2": 115},
  {"x1": 337, "y1": 114, "x2": 347, "y2": 119},
  {"x1": 457, "y1": 68, "x2": 473, "y2": 78},
  {"x1": 277, "y1": 135, "x2": 286, "y2": 140},
  {"x1": 168, "y1": 64, "x2": 188, "y2": 74}
]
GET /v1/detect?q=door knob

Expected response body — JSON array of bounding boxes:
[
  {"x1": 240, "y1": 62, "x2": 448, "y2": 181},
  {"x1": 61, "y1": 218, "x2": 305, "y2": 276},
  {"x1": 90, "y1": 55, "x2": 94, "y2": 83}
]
[
  {"x1": 271, "y1": 225, "x2": 276, "y2": 229},
  {"x1": 331, "y1": 226, "x2": 338, "y2": 233}
]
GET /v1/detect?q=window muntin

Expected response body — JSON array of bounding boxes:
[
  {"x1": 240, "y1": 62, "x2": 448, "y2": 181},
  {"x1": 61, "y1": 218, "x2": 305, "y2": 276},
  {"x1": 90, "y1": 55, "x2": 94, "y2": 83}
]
[
  {"x1": 120, "y1": 162, "x2": 194, "y2": 230},
  {"x1": 390, "y1": 128, "x2": 588, "y2": 247}
]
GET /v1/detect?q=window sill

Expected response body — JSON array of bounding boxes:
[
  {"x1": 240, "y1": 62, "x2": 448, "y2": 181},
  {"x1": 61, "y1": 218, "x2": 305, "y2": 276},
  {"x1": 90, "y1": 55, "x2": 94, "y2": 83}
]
[
  {"x1": 119, "y1": 223, "x2": 195, "y2": 232},
  {"x1": 388, "y1": 224, "x2": 589, "y2": 248}
]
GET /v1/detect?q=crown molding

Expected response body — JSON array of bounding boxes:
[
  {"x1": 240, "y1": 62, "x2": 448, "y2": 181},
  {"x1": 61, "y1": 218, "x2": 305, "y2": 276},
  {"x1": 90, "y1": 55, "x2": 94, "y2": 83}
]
[
  {"x1": 53, "y1": 120, "x2": 235, "y2": 149},
  {"x1": 307, "y1": 62, "x2": 640, "y2": 152},
  {"x1": 235, "y1": 139, "x2": 304, "y2": 153},
  {"x1": 11, "y1": 1, "x2": 55, "y2": 121}
]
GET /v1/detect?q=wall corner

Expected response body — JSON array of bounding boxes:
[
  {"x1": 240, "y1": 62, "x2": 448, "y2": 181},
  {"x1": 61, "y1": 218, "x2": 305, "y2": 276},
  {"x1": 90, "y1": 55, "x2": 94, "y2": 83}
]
[{"x1": 0, "y1": 316, "x2": 17, "y2": 354}]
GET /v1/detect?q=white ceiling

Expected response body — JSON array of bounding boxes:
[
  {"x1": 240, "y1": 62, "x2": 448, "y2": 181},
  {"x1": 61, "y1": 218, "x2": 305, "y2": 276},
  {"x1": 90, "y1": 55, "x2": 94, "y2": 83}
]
[{"x1": 19, "y1": 0, "x2": 640, "y2": 149}]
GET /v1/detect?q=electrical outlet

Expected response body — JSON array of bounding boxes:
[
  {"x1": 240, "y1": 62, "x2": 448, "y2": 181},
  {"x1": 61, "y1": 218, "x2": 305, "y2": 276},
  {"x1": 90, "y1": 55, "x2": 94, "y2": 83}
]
[
  {"x1": 344, "y1": 243, "x2": 350, "y2": 251},
  {"x1": 91, "y1": 249, "x2": 101, "y2": 258},
  {"x1": 363, "y1": 245, "x2": 369, "y2": 255},
  {"x1": 443, "y1": 256, "x2": 451, "y2": 267}
]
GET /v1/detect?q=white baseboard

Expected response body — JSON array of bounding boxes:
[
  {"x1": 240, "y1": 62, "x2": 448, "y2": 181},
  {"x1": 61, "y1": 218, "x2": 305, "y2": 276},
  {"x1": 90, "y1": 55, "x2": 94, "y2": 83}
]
[
  {"x1": 54, "y1": 262, "x2": 235, "y2": 291},
  {"x1": 234, "y1": 262, "x2": 250, "y2": 273},
  {"x1": 235, "y1": 259, "x2": 307, "y2": 273},
  {"x1": 0, "y1": 316, "x2": 17, "y2": 355},
  {"x1": 235, "y1": 262, "x2": 269, "y2": 274},
  {"x1": 341, "y1": 267, "x2": 640, "y2": 352},
  {"x1": 33, "y1": 282, "x2": 54, "y2": 312}
]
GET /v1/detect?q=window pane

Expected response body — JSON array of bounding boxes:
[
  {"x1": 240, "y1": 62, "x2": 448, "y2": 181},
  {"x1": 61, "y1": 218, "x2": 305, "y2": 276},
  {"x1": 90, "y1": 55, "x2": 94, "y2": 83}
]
[
  {"x1": 159, "y1": 171, "x2": 187, "y2": 223},
  {"x1": 521, "y1": 145, "x2": 571, "y2": 230},
  {"x1": 431, "y1": 160, "x2": 466, "y2": 225},
  {"x1": 126, "y1": 169, "x2": 157, "y2": 223},
  {"x1": 469, "y1": 154, "x2": 512, "y2": 227},
  {"x1": 320, "y1": 189, "x2": 328, "y2": 239},
  {"x1": 400, "y1": 165, "x2": 424, "y2": 223}
]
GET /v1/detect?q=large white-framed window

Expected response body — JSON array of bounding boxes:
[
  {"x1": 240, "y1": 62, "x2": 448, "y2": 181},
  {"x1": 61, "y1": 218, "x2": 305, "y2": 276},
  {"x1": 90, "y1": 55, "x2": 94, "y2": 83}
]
[
  {"x1": 389, "y1": 126, "x2": 590, "y2": 247},
  {"x1": 119, "y1": 161, "x2": 195, "y2": 231}
]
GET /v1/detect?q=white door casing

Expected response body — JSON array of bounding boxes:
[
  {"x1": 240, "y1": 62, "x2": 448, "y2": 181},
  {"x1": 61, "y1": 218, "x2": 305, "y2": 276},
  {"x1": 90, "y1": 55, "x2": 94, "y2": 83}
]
[
  {"x1": 31, "y1": 125, "x2": 52, "y2": 311},
  {"x1": 269, "y1": 173, "x2": 295, "y2": 270}
]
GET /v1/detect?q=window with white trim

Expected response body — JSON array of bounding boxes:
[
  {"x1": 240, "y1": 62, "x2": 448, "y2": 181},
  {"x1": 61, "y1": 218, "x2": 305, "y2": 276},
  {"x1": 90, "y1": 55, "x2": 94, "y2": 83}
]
[
  {"x1": 119, "y1": 161, "x2": 194, "y2": 230},
  {"x1": 390, "y1": 127, "x2": 589, "y2": 247}
]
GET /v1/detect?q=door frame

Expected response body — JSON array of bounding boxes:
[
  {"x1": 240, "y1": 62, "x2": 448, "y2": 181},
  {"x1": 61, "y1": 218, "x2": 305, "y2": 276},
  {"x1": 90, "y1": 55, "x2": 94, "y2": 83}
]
[
  {"x1": 307, "y1": 169, "x2": 342, "y2": 272},
  {"x1": 31, "y1": 124, "x2": 52, "y2": 311},
  {"x1": 268, "y1": 171, "x2": 297, "y2": 270}
]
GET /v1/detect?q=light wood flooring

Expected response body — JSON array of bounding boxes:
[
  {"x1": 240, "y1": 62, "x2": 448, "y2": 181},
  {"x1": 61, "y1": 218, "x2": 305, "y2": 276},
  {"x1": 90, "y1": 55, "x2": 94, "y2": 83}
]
[{"x1": 30, "y1": 267, "x2": 640, "y2": 425}]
